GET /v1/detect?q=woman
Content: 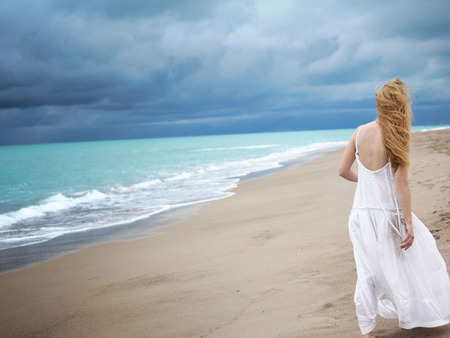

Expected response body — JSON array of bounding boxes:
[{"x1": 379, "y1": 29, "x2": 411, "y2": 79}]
[{"x1": 338, "y1": 78, "x2": 449, "y2": 337}]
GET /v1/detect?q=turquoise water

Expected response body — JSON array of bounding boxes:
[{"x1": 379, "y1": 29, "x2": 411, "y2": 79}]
[{"x1": 0, "y1": 126, "x2": 445, "y2": 249}]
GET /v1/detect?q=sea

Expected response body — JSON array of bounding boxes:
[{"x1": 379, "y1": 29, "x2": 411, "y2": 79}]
[{"x1": 0, "y1": 126, "x2": 446, "y2": 252}]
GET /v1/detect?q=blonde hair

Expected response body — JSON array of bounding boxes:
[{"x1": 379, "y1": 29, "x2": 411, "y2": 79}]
[{"x1": 375, "y1": 78, "x2": 412, "y2": 172}]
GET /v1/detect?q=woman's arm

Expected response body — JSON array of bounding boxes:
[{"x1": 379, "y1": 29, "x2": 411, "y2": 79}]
[
  {"x1": 395, "y1": 165, "x2": 414, "y2": 250},
  {"x1": 338, "y1": 129, "x2": 358, "y2": 182}
]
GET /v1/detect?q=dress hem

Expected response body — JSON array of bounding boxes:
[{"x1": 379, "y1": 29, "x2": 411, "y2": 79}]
[{"x1": 398, "y1": 319, "x2": 449, "y2": 330}]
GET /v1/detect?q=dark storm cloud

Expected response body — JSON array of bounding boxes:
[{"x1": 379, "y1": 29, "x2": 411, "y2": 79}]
[
  {"x1": 49, "y1": 0, "x2": 218, "y2": 20},
  {"x1": 0, "y1": 0, "x2": 449, "y2": 145}
]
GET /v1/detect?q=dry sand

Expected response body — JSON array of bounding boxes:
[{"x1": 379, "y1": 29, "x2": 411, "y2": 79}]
[{"x1": 0, "y1": 129, "x2": 449, "y2": 338}]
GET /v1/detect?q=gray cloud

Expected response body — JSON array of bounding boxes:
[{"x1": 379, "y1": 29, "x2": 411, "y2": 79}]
[
  {"x1": 1, "y1": 0, "x2": 449, "y2": 145},
  {"x1": 48, "y1": 0, "x2": 219, "y2": 20}
]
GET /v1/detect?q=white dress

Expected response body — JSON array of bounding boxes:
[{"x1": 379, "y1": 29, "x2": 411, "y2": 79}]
[{"x1": 348, "y1": 127, "x2": 450, "y2": 334}]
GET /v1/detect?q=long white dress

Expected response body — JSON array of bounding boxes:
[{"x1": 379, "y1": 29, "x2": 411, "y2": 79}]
[{"x1": 348, "y1": 127, "x2": 450, "y2": 334}]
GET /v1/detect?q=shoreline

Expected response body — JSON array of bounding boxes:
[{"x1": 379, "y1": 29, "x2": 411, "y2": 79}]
[
  {"x1": 0, "y1": 126, "x2": 446, "y2": 272},
  {"x1": 0, "y1": 204, "x2": 200, "y2": 273},
  {"x1": 0, "y1": 128, "x2": 448, "y2": 337},
  {"x1": 0, "y1": 143, "x2": 344, "y2": 274}
]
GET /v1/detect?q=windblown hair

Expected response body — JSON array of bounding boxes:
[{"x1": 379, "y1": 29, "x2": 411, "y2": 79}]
[{"x1": 375, "y1": 78, "x2": 412, "y2": 172}]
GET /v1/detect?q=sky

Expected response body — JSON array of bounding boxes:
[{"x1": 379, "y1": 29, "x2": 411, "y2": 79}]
[{"x1": 0, "y1": 0, "x2": 449, "y2": 145}]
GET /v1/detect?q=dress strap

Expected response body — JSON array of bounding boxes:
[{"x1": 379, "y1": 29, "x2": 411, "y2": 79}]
[{"x1": 355, "y1": 125, "x2": 363, "y2": 155}]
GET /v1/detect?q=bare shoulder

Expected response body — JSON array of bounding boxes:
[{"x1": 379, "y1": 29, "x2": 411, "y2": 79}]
[
  {"x1": 359, "y1": 121, "x2": 380, "y2": 136},
  {"x1": 353, "y1": 122, "x2": 374, "y2": 140},
  {"x1": 351, "y1": 121, "x2": 379, "y2": 145},
  {"x1": 362, "y1": 121, "x2": 378, "y2": 130},
  {"x1": 356, "y1": 121, "x2": 376, "y2": 132}
]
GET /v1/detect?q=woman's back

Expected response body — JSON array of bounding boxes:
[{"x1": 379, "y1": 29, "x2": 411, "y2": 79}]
[
  {"x1": 357, "y1": 121, "x2": 388, "y2": 171},
  {"x1": 353, "y1": 123, "x2": 398, "y2": 211}
]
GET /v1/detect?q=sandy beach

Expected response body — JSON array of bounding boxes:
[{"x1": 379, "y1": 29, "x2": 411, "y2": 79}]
[{"x1": 0, "y1": 128, "x2": 449, "y2": 337}]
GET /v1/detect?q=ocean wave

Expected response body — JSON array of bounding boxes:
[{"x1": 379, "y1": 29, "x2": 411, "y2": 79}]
[
  {"x1": 111, "y1": 179, "x2": 162, "y2": 193},
  {"x1": 0, "y1": 190, "x2": 107, "y2": 228},
  {"x1": 203, "y1": 141, "x2": 346, "y2": 177},
  {"x1": 166, "y1": 172, "x2": 192, "y2": 181},
  {"x1": 198, "y1": 144, "x2": 280, "y2": 151},
  {"x1": 415, "y1": 125, "x2": 450, "y2": 132}
]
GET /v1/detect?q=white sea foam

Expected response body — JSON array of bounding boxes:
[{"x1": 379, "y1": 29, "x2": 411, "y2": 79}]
[
  {"x1": 0, "y1": 190, "x2": 107, "y2": 228},
  {"x1": 415, "y1": 125, "x2": 450, "y2": 132},
  {"x1": 166, "y1": 172, "x2": 192, "y2": 181},
  {"x1": 128, "y1": 179, "x2": 162, "y2": 190},
  {"x1": 198, "y1": 144, "x2": 280, "y2": 151},
  {"x1": 202, "y1": 141, "x2": 346, "y2": 178}
]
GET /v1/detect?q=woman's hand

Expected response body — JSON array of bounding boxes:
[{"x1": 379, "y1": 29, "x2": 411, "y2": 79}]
[
  {"x1": 395, "y1": 165, "x2": 413, "y2": 250},
  {"x1": 400, "y1": 221, "x2": 414, "y2": 250}
]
